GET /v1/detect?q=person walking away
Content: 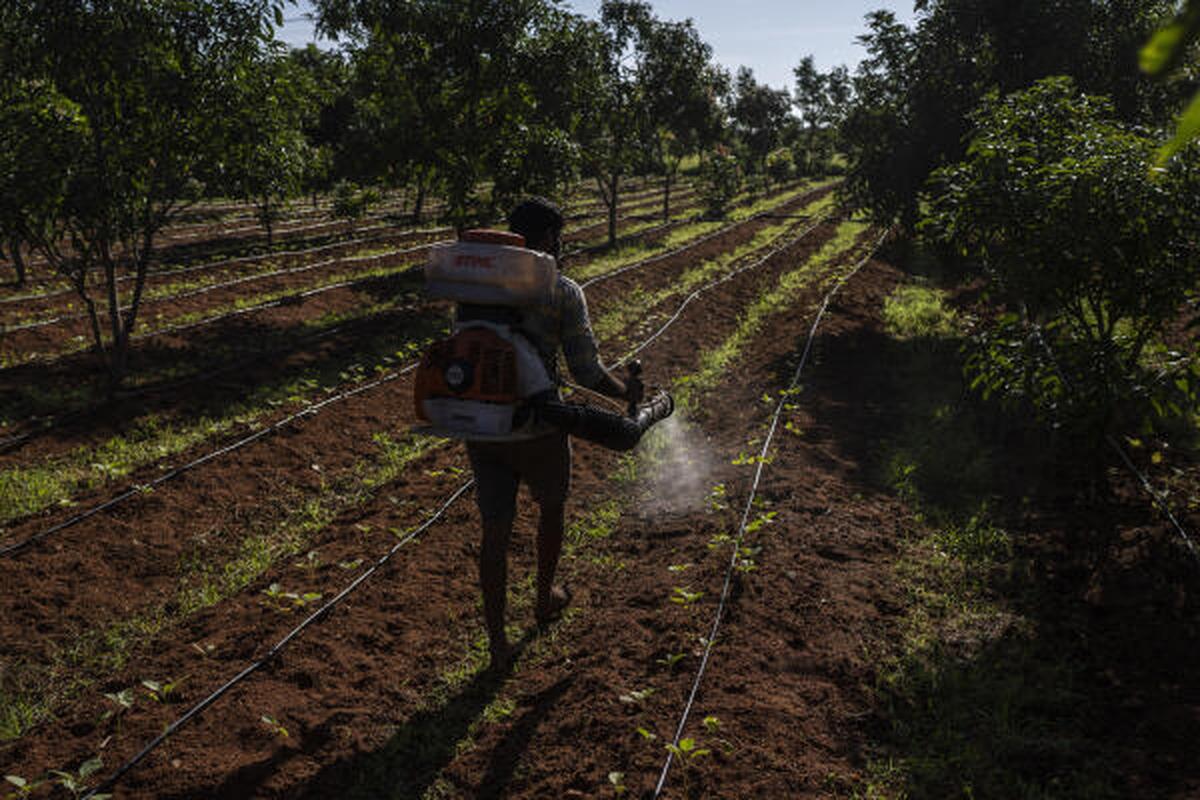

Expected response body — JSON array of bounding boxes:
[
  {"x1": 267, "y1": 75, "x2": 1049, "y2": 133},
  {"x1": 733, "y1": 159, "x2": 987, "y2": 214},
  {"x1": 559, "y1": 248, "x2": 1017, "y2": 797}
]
[{"x1": 462, "y1": 197, "x2": 633, "y2": 672}]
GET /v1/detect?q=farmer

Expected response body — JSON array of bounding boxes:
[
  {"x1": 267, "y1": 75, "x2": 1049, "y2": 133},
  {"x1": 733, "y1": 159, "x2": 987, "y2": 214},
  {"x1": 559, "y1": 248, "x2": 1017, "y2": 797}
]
[{"x1": 462, "y1": 196, "x2": 633, "y2": 671}]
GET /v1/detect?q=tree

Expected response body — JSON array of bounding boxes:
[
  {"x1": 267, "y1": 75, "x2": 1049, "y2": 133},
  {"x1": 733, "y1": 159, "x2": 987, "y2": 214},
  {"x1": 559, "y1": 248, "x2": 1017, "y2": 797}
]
[
  {"x1": 924, "y1": 78, "x2": 1200, "y2": 441},
  {"x1": 575, "y1": 0, "x2": 658, "y2": 248},
  {"x1": 223, "y1": 50, "x2": 313, "y2": 246},
  {"x1": 318, "y1": 0, "x2": 587, "y2": 229},
  {"x1": 729, "y1": 67, "x2": 792, "y2": 176},
  {"x1": 840, "y1": 1, "x2": 1181, "y2": 229},
  {"x1": 0, "y1": 0, "x2": 287, "y2": 389},
  {"x1": 793, "y1": 57, "x2": 853, "y2": 175},
  {"x1": 639, "y1": 17, "x2": 725, "y2": 220}
]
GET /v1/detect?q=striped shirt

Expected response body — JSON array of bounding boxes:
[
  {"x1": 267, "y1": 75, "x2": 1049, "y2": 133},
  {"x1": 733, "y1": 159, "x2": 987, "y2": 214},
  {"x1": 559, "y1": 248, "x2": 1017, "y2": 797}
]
[{"x1": 520, "y1": 274, "x2": 606, "y2": 391}]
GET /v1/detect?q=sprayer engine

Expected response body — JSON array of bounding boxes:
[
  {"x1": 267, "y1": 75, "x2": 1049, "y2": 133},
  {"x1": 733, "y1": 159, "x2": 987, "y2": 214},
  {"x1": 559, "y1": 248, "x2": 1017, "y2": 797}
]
[{"x1": 413, "y1": 229, "x2": 674, "y2": 450}]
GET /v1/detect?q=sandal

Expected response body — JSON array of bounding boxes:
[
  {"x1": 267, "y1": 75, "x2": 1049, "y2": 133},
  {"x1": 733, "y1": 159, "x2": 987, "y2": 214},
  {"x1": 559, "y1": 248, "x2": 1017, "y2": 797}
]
[{"x1": 535, "y1": 585, "x2": 573, "y2": 626}]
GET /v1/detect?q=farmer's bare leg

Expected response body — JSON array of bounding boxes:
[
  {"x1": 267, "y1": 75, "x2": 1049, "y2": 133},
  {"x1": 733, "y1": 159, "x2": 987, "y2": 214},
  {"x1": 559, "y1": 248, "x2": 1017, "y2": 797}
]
[
  {"x1": 536, "y1": 500, "x2": 566, "y2": 617},
  {"x1": 480, "y1": 514, "x2": 514, "y2": 666}
]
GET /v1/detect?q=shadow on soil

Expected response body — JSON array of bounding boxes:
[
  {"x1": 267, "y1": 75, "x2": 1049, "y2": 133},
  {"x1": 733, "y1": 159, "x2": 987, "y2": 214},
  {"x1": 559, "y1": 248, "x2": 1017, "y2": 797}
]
[
  {"x1": 0, "y1": 273, "x2": 441, "y2": 455},
  {"x1": 290, "y1": 638, "x2": 574, "y2": 800},
  {"x1": 764, "y1": 266, "x2": 1200, "y2": 798}
]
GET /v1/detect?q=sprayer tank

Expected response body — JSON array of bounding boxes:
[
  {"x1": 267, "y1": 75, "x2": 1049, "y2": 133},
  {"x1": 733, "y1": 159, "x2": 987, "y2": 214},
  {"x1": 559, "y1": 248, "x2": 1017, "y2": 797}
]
[{"x1": 425, "y1": 240, "x2": 557, "y2": 307}]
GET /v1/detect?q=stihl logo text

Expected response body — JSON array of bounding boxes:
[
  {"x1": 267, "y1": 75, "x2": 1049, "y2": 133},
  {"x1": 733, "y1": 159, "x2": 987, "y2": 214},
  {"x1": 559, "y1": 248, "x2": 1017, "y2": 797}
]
[{"x1": 455, "y1": 255, "x2": 494, "y2": 269}]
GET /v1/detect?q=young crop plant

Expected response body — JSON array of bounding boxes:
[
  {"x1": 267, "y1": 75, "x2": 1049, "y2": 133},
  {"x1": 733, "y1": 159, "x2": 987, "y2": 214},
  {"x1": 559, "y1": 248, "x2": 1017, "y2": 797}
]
[
  {"x1": 261, "y1": 583, "x2": 323, "y2": 612},
  {"x1": 260, "y1": 714, "x2": 289, "y2": 738},
  {"x1": 608, "y1": 770, "x2": 628, "y2": 796},
  {"x1": 4, "y1": 774, "x2": 41, "y2": 798},
  {"x1": 48, "y1": 757, "x2": 108, "y2": 800},
  {"x1": 670, "y1": 587, "x2": 704, "y2": 606},
  {"x1": 656, "y1": 652, "x2": 686, "y2": 671},
  {"x1": 141, "y1": 677, "x2": 186, "y2": 704}
]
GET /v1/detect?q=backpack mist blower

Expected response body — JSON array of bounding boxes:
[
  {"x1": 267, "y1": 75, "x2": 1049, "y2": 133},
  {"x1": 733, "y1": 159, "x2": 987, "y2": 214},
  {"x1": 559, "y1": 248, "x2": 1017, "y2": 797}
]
[{"x1": 413, "y1": 229, "x2": 674, "y2": 451}]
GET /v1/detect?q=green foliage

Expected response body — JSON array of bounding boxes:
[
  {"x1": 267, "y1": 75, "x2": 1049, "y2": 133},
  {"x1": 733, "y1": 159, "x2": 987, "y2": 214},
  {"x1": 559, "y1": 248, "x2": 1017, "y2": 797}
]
[
  {"x1": 1142, "y1": 0, "x2": 1200, "y2": 165},
  {"x1": 924, "y1": 77, "x2": 1200, "y2": 439},
  {"x1": 882, "y1": 285, "x2": 958, "y2": 340},
  {"x1": 730, "y1": 67, "x2": 792, "y2": 173},
  {"x1": 764, "y1": 147, "x2": 795, "y2": 183},
  {"x1": 840, "y1": 2, "x2": 1181, "y2": 228},
  {"x1": 698, "y1": 147, "x2": 742, "y2": 217},
  {"x1": 0, "y1": 0, "x2": 293, "y2": 388},
  {"x1": 331, "y1": 180, "x2": 381, "y2": 221}
]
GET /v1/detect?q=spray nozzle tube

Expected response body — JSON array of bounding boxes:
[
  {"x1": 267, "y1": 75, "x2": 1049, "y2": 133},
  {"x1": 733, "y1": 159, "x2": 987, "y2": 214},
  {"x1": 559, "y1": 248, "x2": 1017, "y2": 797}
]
[
  {"x1": 536, "y1": 389, "x2": 674, "y2": 452},
  {"x1": 626, "y1": 360, "x2": 645, "y2": 415}
]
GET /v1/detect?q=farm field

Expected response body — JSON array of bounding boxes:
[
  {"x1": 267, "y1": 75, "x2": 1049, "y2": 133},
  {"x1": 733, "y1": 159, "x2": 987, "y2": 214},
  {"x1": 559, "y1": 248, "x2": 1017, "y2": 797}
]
[
  {"x1": 5, "y1": 1, "x2": 1200, "y2": 798},
  {"x1": 4, "y1": 174, "x2": 1197, "y2": 799}
]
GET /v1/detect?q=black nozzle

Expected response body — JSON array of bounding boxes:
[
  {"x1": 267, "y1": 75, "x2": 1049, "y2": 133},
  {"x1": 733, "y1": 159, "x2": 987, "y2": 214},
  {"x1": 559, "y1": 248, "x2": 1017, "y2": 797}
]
[
  {"x1": 536, "y1": 390, "x2": 674, "y2": 452},
  {"x1": 626, "y1": 360, "x2": 644, "y2": 415}
]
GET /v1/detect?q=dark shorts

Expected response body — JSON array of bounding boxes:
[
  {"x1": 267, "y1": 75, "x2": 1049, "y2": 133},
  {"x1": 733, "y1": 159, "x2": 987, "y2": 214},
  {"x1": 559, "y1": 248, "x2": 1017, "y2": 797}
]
[{"x1": 466, "y1": 432, "x2": 571, "y2": 522}]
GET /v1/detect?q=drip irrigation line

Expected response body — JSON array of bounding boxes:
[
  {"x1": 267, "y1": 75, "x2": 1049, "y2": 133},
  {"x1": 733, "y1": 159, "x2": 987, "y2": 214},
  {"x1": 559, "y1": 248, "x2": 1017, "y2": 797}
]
[
  {"x1": 1, "y1": 198, "x2": 832, "y2": 558},
  {"x1": 618, "y1": 214, "x2": 833, "y2": 368},
  {"x1": 1, "y1": 186, "x2": 813, "y2": 446},
  {"x1": 653, "y1": 235, "x2": 886, "y2": 798},
  {"x1": 0, "y1": 196, "x2": 419, "y2": 296},
  {"x1": 2, "y1": 239, "x2": 438, "y2": 334},
  {"x1": 1029, "y1": 327, "x2": 1200, "y2": 565},
  {"x1": 580, "y1": 184, "x2": 832, "y2": 291},
  {"x1": 0, "y1": 222, "x2": 445, "y2": 307},
  {"x1": 80, "y1": 479, "x2": 475, "y2": 800},
  {"x1": 72, "y1": 205, "x2": 836, "y2": 800},
  {"x1": 0, "y1": 361, "x2": 421, "y2": 558}
]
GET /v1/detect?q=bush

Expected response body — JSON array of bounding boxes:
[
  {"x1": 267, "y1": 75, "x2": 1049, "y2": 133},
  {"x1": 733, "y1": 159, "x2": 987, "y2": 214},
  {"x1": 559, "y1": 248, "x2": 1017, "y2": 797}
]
[
  {"x1": 698, "y1": 148, "x2": 742, "y2": 218},
  {"x1": 924, "y1": 77, "x2": 1200, "y2": 442},
  {"x1": 331, "y1": 180, "x2": 380, "y2": 221},
  {"x1": 765, "y1": 147, "x2": 794, "y2": 184}
]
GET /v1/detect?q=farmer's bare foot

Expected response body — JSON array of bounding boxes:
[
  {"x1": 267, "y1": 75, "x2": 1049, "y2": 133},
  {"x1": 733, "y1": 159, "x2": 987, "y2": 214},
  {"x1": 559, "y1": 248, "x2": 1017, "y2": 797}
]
[{"x1": 536, "y1": 584, "x2": 572, "y2": 626}]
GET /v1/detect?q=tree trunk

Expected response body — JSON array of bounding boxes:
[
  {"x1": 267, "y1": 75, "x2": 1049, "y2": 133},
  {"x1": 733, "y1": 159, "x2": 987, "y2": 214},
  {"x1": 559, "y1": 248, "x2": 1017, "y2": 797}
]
[
  {"x1": 607, "y1": 174, "x2": 620, "y2": 249},
  {"x1": 9, "y1": 238, "x2": 25, "y2": 287},
  {"x1": 412, "y1": 177, "x2": 426, "y2": 225}
]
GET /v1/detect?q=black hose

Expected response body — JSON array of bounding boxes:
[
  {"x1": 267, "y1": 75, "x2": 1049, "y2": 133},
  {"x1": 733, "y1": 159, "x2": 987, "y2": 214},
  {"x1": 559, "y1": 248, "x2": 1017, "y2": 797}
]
[{"x1": 536, "y1": 390, "x2": 674, "y2": 452}]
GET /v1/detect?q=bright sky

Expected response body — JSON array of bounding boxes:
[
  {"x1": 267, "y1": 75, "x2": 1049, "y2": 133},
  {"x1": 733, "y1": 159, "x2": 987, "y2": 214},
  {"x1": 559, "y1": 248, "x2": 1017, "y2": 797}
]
[{"x1": 278, "y1": 1, "x2": 919, "y2": 91}]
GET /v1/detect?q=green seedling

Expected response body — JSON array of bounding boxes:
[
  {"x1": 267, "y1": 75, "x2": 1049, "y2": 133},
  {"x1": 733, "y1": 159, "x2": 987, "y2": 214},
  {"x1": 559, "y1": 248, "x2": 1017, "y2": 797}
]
[
  {"x1": 338, "y1": 558, "x2": 364, "y2": 570},
  {"x1": 657, "y1": 652, "x2": 686, "y2": 670},
  {"x1": 608, "y1": 771, "x2": 627, "y2": 796},
  {"x1": 353, "y1": 523, "x2": 373, "y2": 534},
  {"x1": 708, "y1": 532, "x2": 734, "y2": 550},
  {"x1": 295, "y1": 550, "x2": 322, "y2": 570},
  {"x1": 671, "y1": 587, "x2": 704, "y2": 606},
  {"x1": 736, "y1": 544, "x2": 762, "y2": 573},
  {"x1": 731, "y1": 450, "x2": 772, "y2": 466},
  {"x1": 636, "y1": 726, "x2": 658, "y2": 741},
  {"x1": 619, "y1": 687, "x2": 656, "y2": 706},
  {"x1": 261, "y1": 583, "x2": 323, "y2": 611},
  {"x1": 49, "y1": 756, "x2": 109, "y2": 799},
  {"x1": 260, "y1": 714, "x2": 289, "y2": 738},
  {"x1": 708, "y1": 483, "x2": 728, "y2": 512},
  {"x1": 784, "y1": 420, "x2": 804, "y2": 436},
  {"x1": 702, "y1": 715, "x2": 722, "y2": 733},
  {"x1": 666, "y1": 737, "x2": 711, "y2": 761},
  {"x1": 141, "y1": 677, "x2": 186, "y2": 704},
  {"x1": 102, "y1": 688, "x2": 134, "y2": 711},
  {"x1": 5, "y1": 775, "x2": 41, "y2": 798},
  {"x1": 667, "y1": 563, "x2": 692, "y2": 573},
  {"x1": 745, "y1": 511, "x2": 777, "y2": 535}
]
